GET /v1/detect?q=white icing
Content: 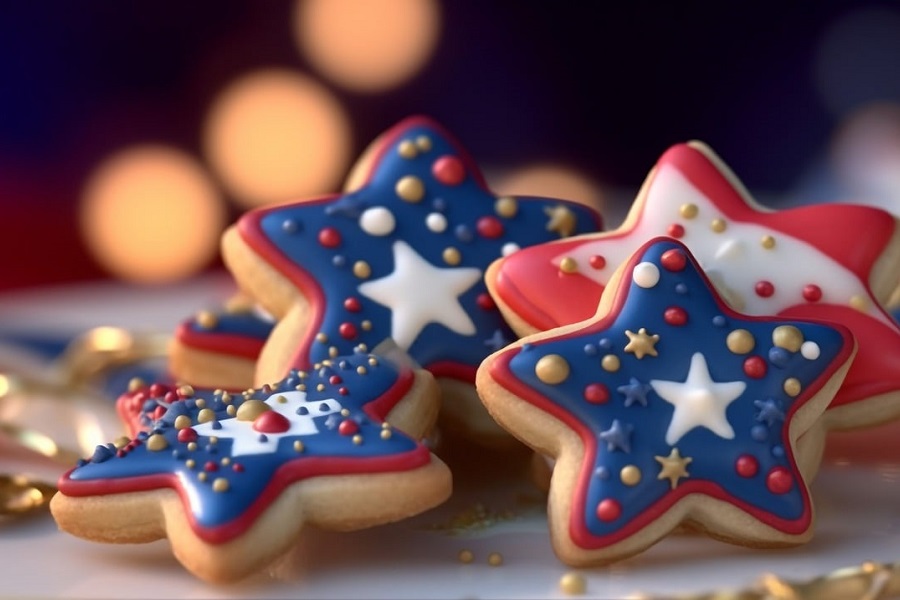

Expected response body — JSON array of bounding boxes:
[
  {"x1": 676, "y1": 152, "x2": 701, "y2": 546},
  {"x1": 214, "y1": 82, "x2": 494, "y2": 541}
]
[
  {"x1": 801, "y1": 341, "x2": 821, "y2": 360},
  {"x1": 552, "y1": 164, "x2": 891, "y2": 325},
  {"x1": 357, "y1": 240, "x2": 482, "y2": 349},
  {"x1": 650, "y1": 352, "x2": 745, "y2": 445},
  {"x1": 502, "y1": 242, "x2": 520, "y2": 257},
  {"x1": 359, "y1": 206, "x2": 396, "y2": 236},
  {"x1": 633, "y1": 262, "x2": 660, "y2": 288},
  {"x1": 425, "y1": 212, "x2": 447, "y2": 233},
  {"x1": 192, "y1": 392, "x2": 342, "y2": 457}
]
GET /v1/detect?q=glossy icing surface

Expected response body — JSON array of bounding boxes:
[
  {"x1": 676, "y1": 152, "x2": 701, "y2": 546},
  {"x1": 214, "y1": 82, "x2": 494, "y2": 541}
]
[
  {"x1": 61, "y1": 349, "x2": 429, "y2": 543},
  {"x1": 175, "y1": 307, "x2": 274, "y2": 360},
  {"x1": 492, "y1": 142, "x2": 899, "y2": 416},
  {"x1": 488, "y1": 238, "x2": 853, "y2": 547},
  {"x1": 238, "y1": 116, "x2": 603, "y2": 382}
]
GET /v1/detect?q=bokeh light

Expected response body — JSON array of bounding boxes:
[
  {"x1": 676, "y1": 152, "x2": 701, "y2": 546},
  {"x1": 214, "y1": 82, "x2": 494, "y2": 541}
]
[
  {"x1": 492, "y1": 163, "x2": 605, "y2": 213},
  {"x1": 293, "y1": 0, "x2": 441, "y2": 92},
  {"x1": 79, "y1": 145, "x2": 226, "y2": 283},
  {"x1": 203, "y1": 68, "x2": 352, "y2": 208}
]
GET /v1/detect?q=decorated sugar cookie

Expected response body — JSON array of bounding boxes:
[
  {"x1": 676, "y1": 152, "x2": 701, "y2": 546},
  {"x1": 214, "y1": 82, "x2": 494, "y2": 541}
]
[
  {"x1": 169, "y1": 295, "x2": 274, "y2": 391},
  {"x1": 477, "y1": 238, "x2": 855, "y2": 566},
  {"x1": 487, "y1": 141, "x2": 900, "y2": 429},
  {"x1": 52, "y1": 348, "x2": 450, "y2": 583},
  {"x1": 221, "y1": 116, "x2": 602, "y2": 441}
]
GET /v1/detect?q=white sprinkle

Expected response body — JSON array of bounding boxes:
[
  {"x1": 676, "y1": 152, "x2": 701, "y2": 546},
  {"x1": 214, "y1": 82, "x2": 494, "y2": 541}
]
[
  {"x1": 501, "y1": 242, "x2": 520, "y2": 256},
  {"x1": 360, "y1": 207, "x2": 396, "y2": 236},
  {"x1": 633, "y1": 262, "x2": 660, "y2": 288},
  {"x1": 800, "y1": 341, "x2": 820, "y2": 360},
  {"x1": 425, "y1": 212, "x2": 447, "y2": 233}
]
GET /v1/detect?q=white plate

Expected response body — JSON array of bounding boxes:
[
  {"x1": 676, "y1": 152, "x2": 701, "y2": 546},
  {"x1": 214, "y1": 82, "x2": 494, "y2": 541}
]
[{"x1": 0, "y1": 276, "x2": 897, "y2": 598}]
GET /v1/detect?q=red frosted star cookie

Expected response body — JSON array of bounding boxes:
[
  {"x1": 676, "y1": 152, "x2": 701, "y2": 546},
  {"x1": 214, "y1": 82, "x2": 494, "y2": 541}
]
[
  {"x1": 487, "y1": 142, "x2": 900, "y2": 429},
  {"x1": 221, "y1": 116, "x2": 602, "y2": 442},
  {"x1": 477, "y1": 238, "x2": 855, "y2": 566}
]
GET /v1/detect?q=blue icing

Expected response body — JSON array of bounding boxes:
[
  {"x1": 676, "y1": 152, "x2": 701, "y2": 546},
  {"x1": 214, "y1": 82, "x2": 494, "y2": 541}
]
[
  {"x1": 68, "y1": 351, "x2": 421, "y2": 530},
  {"x1": 188, "y1": 310, "x2": 274, "y2": 341},
  {"x1": 253, "y1": 119, "x2": 602, "y2": 376},
  {"x1": 506, "y1": 239, "x2": 849, "y2": 539}
]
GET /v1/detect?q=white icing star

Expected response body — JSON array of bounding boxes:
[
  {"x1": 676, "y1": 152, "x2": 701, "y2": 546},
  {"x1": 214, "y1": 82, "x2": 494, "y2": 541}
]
[
  {"x1": 192, "y1": 391, "x2": 342, "y2": 457},
  {"x1": 357, "y1": 240, "x2": 482, "y2": 349},
  {"x1": 650, "y1": 352, "x2": 745, "y2": 445}
]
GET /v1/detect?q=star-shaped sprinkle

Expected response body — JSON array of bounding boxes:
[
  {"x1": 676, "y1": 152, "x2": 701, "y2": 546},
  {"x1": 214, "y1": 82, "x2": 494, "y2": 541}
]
[
  {"x1": 479, "y1": 238, "x2": 854, "y2": 564},
  {"x1": 487, "y1": 141, "x2": 900, "y2": 428},
  {"x1": 651, "y1": 352, "x2": 745, "y2": 445},
  {"x1": 624, "y1": 328, "x2": 659, "y2": 359},
  {"x1": 654, "y1": 448, "x2": 692, "y2": 490},
  {"x1": 58, "y1": 349, "x2": 451, "y2": 583},
  {"x1": 225, "y1": 116, "x2": 602, "y2": 391},
  {"x1": 754, "y1": 397, "x2": 785, "y2": 427}
]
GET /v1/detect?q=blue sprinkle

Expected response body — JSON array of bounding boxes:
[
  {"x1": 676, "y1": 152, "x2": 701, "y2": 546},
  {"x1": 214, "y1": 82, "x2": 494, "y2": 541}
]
[
  {"x1": 768, "y1": 347, "x2": 791, "y2": 369},
  {"x1": 136, "y1": 431, "x2": 149, "y2": 441},
  {"x1": 594, "y1": 466, "x2": 609, "y2": 479},
  {"x1": 771, "y1": 445, "x2": 785, "y2": 458},
  {"x1": 583, "y1": 343, "x2": 597, "y2": 356},
  {"x1": 712, "y1": 315, "x2": 726, "y2": 327},
  {"x1": 91, "y1": 444, "x2": 114, "y2": 463},
  {"x1": 258, "y1": 434, "x2": 268, "y2": 442},
  {"x1": 172, "y1": 449, "x2": 183, "y2": 460},
  {"x1": 281, "y1": 219, "x2": 300, "y2": 233},
  {"x1": 297, "y1": 406, "x2": 309, "y2": 416},
  {"x1": 598, "y1": 338, "x2": 612, "y2": 350},
  {"x1": 332, "y1": 255, "x2": 346, "y2": 267},
  {"x1": 455, "y1": 224, "x2": 474, "y2": 243},
  {"x1": 432, "y1": 197, "x2": 447, "y2": 212},
  {"x1": 675, "y1": 283, "x2": 688, "y2": 295},
  {"x1": 205, "y1": 444, "x2": 218, "y2": 454},
  {"x1": 750, "y1": 424, "x2": 769, "y2": 442},
  {"x1": 211, "y1": 421, "x2": 222, "y2": 430}
]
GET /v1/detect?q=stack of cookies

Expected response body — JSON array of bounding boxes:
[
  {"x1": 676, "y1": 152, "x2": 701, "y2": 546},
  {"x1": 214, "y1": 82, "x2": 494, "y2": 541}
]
[{"x1": 49, "y1": 117, "x2": 900, "y2": 583}]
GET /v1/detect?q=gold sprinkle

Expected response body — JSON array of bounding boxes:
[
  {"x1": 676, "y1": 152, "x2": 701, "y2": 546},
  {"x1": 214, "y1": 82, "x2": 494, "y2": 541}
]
[
  {"x1": 458, "y1": 549, "x2": 474, "y2": 564},
  {"x1": 294, "y1": 440, "x2": 305, "y2": 452},
  {"x1": 208, "y1": 436, "x2": 218, "y2": 445},
  {"x1": 495, "y1": 196, "x2": 518, "y2": 218},
  {"x1": 221, "y1": 391, "x2": 231, "y2": 403},
  {"x1": 220, "y1": 457, "x2": 231, "y2": 466},
  {"x1": 197, "y1": 408, "x2": 216, "y2": 424},
  {"x1": 146, "y1": 434, "x2": 168, "y2": 452},
  {"x1": 177, "y1": 384, "x2": 194, "y2": 397},
  {"x1": 194, "y1": 398, "x2": 206, "y2": 409},
  {"x1": 198, "y1": 472, "x2": 208, "y2": 482},
  {"x1": 655, "y1": 448, "x2": 692, "y2": 489},
  {"x1": 397, "y1": 139, "x2": 417, "y2": 159},
  {"x1": 601, "y1": 354, "x2": 620, "y2": 372},
  {"x1": 380, "y1": 429, "x2": 392, "y2": 440},
  {"x1": 187, "y1": 442, "x2": 198, "y2": 452},
  {"x1": 679, "y1": 203, "x2": 698, "y2": 219},
  {"x1": 849, "y1": 295, "x2": 869, "y2": 312},
  {"x1": 296, "y1": 384, "x2": 307, "y2": 391},
  {"x1": 784, "y1": 378, "x2": 802, "y2": 397},
  {"x1": 415, "y1": 135, "x2": 432, "y2": 152},
  {"x1": 196, "y1": 310, "x2": 218, "y2": 329},
  {"x1": 773, "y1": 325, "x2": 803, "y2": 352},
  {"x1": 212, "y1": 478, "x2": 229, "y2": 493},
  {"x1": 710, "y1": 218, "x2": 727, "y2": 233},
  {"x1": 329, "y1": 346, "x2": 339, "y2": 358},
  {"x1": 127, "y1": 377, "x2": 145, "y2": 392},
  {"x1": 761, "y1": 234, "x2": 776, "y2": 249},
  {"x1": 226, "y1": 404, "x2": 237, "y2": 416},
  {"x1": 113, "y1": 436, "x2": 130, "y2": 450},
  {"x1": 624, "y1": 328, "x2": 659, "y2": 359},
  {"x1": 361, "y1": 320, "x2": 372, "y2": 331},
  {"x1": 353, "y1": 260, "x2": 372, "y2": 279},
  {"x1": 443, "y1": 247, "x2": 461, "y2": 265},
  {"x1": 535, "y1": 354, "x2": 570, "y2": 384},
  {"x1": 316, "y1": 383, "x2": 325, "y2": 392},
  {"x1": 395, "y1": 175, "x2": 425, "y2": 202},
  {"x1": 357, "y1": 366, "x2": 368, "y2": 375},
  {"x1": 357, "y1": 344, "x2": 368, "y2": 352},
  {"x1": 620, "y1": 465, "x2": 642, "y2": 486},
  {"x1": 276, "y1": 394, "x2": 288, "y2": 404},
  {"x1": 368, "y1": 356, "x2": 378, "y2": 366},
  {"x1": 316, "y1": 332, "x2": 328, "y2": 344},
  {"x1": 559, "y1": 572, "x2": 587, "y2": 596},
  {"x1": 559, "y1": 256, "x2": 578, "y2": 274},
  {"x1": 726, "y1": 329, "x2": 756, "y2": 354},
  {"x1": 341, "y1": 408, "x2": 350, "y2": 416},
  {"x1": 382, "y1": 422, "x2": 391, "y2": 429},
  {"x1": 352, "y1": 434, "x2": 363, "y2": 445},
  {"x1": 236, "y1": 399, "x2": 270, "y2": 421},
  {"x1": 545, "y1": 205, "x2": 576, "y2": 237},
  {"x1": 185, "y1": 459, "x2": 196, "y2": 469},
  {"x1": 487, "y1": 552, "x2": 503, "y2": 567},
  {"x1": 174, "y1": 415, "x2": 192, "y2": 430}
]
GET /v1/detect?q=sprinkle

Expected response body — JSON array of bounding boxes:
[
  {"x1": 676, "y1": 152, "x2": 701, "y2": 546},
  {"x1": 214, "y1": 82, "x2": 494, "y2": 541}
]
[
  {"x1": 458, "y1": 549, "x2": 474, "y2": 564},
  {"x1": 174, "y1": 415, "x2": 192, "y2": 430},
  {"x1": 534, "y1": 354, "x2": 570, "y2": 384},
  {"x1": 559, "y1": 572, "x2": 587, "y2": 596},
  {"x1": 212, "y1": 478, "x2": 229, "y2": 493},
  {"x1": 395, "y1": 175, "x2": 425, "y2": 202},
  {"x1": 487, "y1": 552, "x2": 503, "y2": 567},
  {"x1": 679, "y1": 203, "x2": 698, "y2": 219}
]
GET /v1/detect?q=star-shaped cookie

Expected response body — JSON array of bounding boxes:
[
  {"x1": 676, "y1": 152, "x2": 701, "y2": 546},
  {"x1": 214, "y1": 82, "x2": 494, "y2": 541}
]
[
  {"x1": 487, "y1": 141, "x2": 900, "y2": 429},
  {"x1": 53, "y1": 348, "x2": 450, "y2": 583},
  {"x1": 221, "y1": 116, "x2": 602, "y2": 440},
  {"x1": 477, "y1": 238, "x2": 855, "y2": 565}
]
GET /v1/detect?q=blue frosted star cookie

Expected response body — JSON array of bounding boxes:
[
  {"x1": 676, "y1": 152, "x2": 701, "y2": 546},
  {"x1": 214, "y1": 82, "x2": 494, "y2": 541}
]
[
  {"x1": 476, "y1": 237, "x2": 855, "y2": 566},
  {"x1": 52, "y1": 348, "x2": 450, "y2": 583},
  {"x1": 221, "y1": 115, "x2": 602, "y2": 441}
]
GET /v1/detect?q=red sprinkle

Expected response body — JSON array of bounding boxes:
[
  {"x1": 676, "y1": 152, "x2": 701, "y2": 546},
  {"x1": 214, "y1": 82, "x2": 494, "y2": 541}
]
[
  {"x1": 663, "y1": 306, "x2": 688, "y2": 326},
  {"x1": 116, "y1": 449, "x2": 126, "y2": 458},
  {"x1": 476, "y1": 216, "x2": 504, "y2": 239},
  {"x1": 743, "y1": 356, "x2": 767, "y2": 378},
  {"x1": 661, "y1": 249, "x2": 687, "y2": 271},
  {"x1": 766, "y1": 467, "x2": 793, "y2": 494},
  {"x1": 204, "y1": 461, "x2": 218, "y2": 472},
  {"x1": 735, "y1": 454, "x2": 759, "y2": 478},
  {"x1": 149, "y1": 383, "x2": 168, "y2": 397},
  {"x1": 338, "y1": 419, "x2": 359, "y2": 436},
  {"x1": 151, "y1": 405, "x2": 167, "y2": 421},
  {"x1": 232, "y1": 463, "x2": 244, "y2": 473},
  {"x1": 802, "y1": 284, "x2": 822, "y2": 302},
  {"x1": 431, "y1": 155, "x2": 466, "y2": 186},
  {"x1": 329, "y1": 375, "x2": 343, "y2": 385},
  {"x1": 253, "y1": 411, "x2": 291, "y2": 434},
  {"x1": 476, "y1": 293, "x2": 496, "y2": 310},
  {"x1": 755, "y1": 281, "x2": 775, "y2": 298},
  {"x1": 318, "y1": 226, "x2": 342, "y2": 248},
  {"x1": 589, "y1": 255, "x2": 606, "y2": 269},
  {"x1": 595, "y1": 498, "x2": 621, "y2": 522},
  {"x1": 667, "y1": 223, "x2": 685, "y2": 238},
  {"x1": 338, "y1": 322, "x2": 358, "y2": 340},
  {"x1": 163, "y1": 391, "x2": 178, "y2": 404},
  {"x1": 338, "y1": 387, "x2": 349, "y2": 396},
  {"x1": 177, "y1": 428, "x2": 198, "y2": 443},
  {"x1": 343, "y1": 297, "x2": 362, "y2": 312},
  {"x1": 583, "y1": 383, "x2": 609, "y2": 404}
]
